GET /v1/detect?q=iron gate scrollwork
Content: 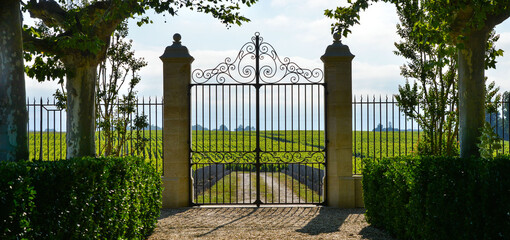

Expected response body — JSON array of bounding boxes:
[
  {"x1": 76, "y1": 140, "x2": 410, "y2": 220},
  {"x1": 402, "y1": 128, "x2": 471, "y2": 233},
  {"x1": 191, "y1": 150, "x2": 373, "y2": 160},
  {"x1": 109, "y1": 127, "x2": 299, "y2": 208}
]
[{"x1": 190, "y1": 33, "x2": 325, "y2": 205}]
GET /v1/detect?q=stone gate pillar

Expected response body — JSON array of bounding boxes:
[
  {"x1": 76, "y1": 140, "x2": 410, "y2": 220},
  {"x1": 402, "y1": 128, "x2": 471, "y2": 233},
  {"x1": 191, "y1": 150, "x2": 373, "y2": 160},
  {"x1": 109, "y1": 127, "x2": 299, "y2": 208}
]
[
  {"x1": 160, "y1": 34, "x2": 194, "y2": 208},
  {"x1": 321, "y1": 34, "x2": 363, "y2": 208}
]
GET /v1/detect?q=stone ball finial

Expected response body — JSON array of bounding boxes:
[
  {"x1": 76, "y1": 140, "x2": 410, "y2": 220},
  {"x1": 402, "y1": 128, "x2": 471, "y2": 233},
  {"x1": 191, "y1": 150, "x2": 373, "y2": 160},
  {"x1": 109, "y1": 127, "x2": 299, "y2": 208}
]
[
  {"x1": 173, "y1": 33, "x2": 182, "y2": 43},
  {"x1": 333, "y1": 32, "x2": 341, "y2": 42}
]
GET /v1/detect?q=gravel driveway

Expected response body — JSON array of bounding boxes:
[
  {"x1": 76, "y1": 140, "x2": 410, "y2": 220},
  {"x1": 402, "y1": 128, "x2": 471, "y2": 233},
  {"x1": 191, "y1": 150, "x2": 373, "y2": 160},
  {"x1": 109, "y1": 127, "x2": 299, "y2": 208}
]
[{"x1": 149, "y1": 207, "x2": 394, "y2": 239}]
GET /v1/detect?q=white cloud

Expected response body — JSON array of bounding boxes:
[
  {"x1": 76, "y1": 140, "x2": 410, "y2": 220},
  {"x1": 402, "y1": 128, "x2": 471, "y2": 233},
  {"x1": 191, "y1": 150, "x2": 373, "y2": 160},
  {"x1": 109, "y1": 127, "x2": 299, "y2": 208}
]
[{"x1": 23, "y1": 1, "x2": 510, "y2": 99}]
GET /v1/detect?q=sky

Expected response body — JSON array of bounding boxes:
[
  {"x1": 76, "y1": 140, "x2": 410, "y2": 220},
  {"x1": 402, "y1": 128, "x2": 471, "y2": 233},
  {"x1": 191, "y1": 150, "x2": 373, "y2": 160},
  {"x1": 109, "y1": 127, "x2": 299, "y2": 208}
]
[{"x1": 24, "y1": 0, "x2": 510, "y2": 100}]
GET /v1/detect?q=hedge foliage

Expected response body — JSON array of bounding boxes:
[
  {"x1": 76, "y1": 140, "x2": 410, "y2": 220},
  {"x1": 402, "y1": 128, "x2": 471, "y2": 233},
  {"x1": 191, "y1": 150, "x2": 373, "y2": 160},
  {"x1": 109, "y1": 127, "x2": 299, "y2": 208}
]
[
  {"x1": 363, "y1": 155, "x2": 510, "y2": 240},
  {"x1": 0, "y1": 157, "x2": 162, "y2": 240}
]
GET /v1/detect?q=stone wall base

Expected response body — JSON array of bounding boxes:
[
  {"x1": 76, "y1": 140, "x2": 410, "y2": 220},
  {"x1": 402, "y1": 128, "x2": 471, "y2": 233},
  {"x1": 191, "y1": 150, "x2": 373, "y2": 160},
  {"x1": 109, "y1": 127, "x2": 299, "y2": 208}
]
[{"x1": 327, "y1": 175, "x2": 364, "y2": 208}]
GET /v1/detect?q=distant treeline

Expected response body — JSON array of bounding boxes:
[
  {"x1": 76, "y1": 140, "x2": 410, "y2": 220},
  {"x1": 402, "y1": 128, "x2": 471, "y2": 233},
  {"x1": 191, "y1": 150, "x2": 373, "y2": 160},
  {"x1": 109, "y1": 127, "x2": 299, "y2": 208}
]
[{"x1": 192, "y1": 124, "x2": 255, "y2": 131}]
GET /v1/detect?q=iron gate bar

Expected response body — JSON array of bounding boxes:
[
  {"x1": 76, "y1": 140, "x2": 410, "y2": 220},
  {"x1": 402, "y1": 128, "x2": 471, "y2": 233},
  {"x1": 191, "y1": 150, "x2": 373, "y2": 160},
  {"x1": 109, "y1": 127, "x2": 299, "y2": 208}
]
[
  {"x1": 190, "y1": 32, "x2": 325, "y2": 205},
  {"x1": 254, "y1": 33, "x2": 262, "y2": 206}
]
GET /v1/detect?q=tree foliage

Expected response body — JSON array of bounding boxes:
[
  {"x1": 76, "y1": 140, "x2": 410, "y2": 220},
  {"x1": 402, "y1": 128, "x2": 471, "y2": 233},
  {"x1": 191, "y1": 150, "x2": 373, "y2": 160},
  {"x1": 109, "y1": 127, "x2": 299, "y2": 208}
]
[
  {"x1": 393, "y1": 0, "x2": 459, "y2": 156},
  {"x1": 326, "y1": 0, "x2": 510, "y2": 157},
  {"x1": 95, "y1": 22, "x2": 149, "y2": 156},
  {"x1": 20, "y1": 0, "x2": 257, "y2": 158}
]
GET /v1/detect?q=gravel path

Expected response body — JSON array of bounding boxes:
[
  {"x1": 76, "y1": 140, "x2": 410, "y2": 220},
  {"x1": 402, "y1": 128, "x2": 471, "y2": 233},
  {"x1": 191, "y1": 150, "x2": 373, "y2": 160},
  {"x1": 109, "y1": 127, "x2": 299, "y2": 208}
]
[
  {"x1": 149, "y1": 207, "x2": 394, "y2": 239},
  {"x1": 239, "y1": 173, "x2": 256, "y2": 203},
  {"x1": 260, "y1": 172, "x2": 301, "y2": 203}
]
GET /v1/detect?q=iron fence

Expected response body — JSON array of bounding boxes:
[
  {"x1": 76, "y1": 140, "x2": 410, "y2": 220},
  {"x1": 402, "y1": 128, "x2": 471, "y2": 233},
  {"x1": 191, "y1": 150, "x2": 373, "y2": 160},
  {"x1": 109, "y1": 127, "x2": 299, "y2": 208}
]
[
  {"x1": 352, "y1": 95, "x2": 510, "y2": 174},
  {"x1": 26, "y1": 97, "x2": 163, "y2": 173},
  {"x1": 27, "y1": 95, "x2": 510, "y2": 175}
]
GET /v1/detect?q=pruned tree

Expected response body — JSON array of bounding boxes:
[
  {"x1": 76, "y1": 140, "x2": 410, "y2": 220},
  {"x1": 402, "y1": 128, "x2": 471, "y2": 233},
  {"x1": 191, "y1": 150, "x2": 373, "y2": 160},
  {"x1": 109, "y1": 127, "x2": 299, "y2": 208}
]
[
  {"x1": 326, "y1": 0, "x2": 510, "y2": 157},
  {"x1": 0, "y1": 0, "x2": 28, "y2": 161},
  {"x1": 394, "y1": 1, "x2": 503, "y2": 156},
  {"x1": 21, "y1": 0, "x2": 257, "y2": 159}
]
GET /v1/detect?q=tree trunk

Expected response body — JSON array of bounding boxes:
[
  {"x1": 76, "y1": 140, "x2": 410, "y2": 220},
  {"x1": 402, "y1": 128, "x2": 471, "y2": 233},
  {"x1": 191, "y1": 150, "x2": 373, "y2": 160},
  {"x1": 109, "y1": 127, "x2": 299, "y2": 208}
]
[
  {"x1": 458, "y1": 30, "x2": 489, "y2": 158},
  {"x1": 65, "y1": 64, "x2": 97, "y2": 158},
  {"x1": 0, "y1": 0, "x2": 28, "y2": 161}
]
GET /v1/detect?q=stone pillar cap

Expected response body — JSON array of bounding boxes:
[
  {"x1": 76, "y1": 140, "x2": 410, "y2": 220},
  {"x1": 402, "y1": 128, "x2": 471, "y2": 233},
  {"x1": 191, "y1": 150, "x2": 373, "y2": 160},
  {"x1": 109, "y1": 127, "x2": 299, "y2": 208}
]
[
  {"x1": 321, "y1": 33, "x2": 355, "y2": 61},
  {"x1": 160, "y1": 33, "x2": 194, "y2": 61}
]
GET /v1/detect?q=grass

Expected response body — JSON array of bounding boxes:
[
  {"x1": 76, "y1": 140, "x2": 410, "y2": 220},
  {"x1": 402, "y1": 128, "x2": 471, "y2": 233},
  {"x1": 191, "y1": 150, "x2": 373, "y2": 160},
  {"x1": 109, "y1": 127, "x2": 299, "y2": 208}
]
[
  {"x1": 28, "y1": 130, "x2": 163, "y2": 173},
  {"x1": 30, "y1": 129, "x2": 510, "y2": 175},
  {"x1": 195, "y1": 171, "x2": 240, "y2": 204},
  {"x1": 197, "y1": 170, "x2": 323, "y2": 204}
]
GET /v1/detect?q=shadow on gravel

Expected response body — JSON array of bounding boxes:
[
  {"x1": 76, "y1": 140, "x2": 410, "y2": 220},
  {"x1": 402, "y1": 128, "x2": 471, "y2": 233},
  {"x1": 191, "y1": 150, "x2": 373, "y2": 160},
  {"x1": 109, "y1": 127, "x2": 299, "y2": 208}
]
[
  {"x1": 297, "y1": 207, "x2": 393, "y2": 239},
  {"x1": 359, "y1": 225, "x2": 395, "y2": 240},
  {"x1": 296, "y1": 207, "x2": 348, "y2": 235},
  {"x1": 158, "y1": 208, "x2": 189, "y2": 220},
  {"x1": 195, "y1": 208, "x2": 257, "y2": 238}
]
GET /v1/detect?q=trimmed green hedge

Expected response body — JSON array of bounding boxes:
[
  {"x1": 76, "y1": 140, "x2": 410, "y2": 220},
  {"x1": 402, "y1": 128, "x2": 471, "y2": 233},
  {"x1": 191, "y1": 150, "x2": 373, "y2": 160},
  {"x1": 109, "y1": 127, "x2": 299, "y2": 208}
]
[
  {"x1": 363, "y1": 155, "x2": 510, "y2": 240},
  {"x1": 0, "y1": 157, "x2": 162, "y2": 240}
]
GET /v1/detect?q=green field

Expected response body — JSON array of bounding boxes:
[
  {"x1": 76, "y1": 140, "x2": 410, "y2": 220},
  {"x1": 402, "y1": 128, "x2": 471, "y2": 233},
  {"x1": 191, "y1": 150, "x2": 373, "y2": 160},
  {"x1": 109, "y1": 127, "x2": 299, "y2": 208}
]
[
  {"x1": 29, "y1": 129, "x2": 510, "y2": 175},
  {"x1": 28, "y1": 130, "x2": 163, "y2": 172}
]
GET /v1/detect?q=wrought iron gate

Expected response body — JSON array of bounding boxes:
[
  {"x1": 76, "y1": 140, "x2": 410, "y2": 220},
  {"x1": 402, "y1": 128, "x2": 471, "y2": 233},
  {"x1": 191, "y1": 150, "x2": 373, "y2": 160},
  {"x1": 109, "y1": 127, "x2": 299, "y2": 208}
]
[{"x1": 190, "y1": 33, "x2": 325, "y2": 205}]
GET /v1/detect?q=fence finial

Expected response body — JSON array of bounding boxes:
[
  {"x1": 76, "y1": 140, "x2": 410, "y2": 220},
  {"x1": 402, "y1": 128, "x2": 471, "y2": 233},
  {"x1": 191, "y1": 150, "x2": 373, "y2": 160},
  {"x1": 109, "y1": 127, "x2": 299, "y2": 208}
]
[
  {"x1": 333, "y1": 32, "x2": 341, "y2": 42},
  {"x1": 173, "y1": 33, "x2": 181, "y2": 43}
]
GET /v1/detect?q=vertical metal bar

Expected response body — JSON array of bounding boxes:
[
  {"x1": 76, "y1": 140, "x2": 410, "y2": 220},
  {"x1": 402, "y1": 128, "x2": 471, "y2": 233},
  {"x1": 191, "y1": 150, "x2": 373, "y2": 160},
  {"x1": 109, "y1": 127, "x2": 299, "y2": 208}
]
[
  {"x1": 235, "y1": 85, "x2": 237, "y2": 151},
  {"x1": 243, "y1": 86, "x2": 246, "y2": 202},
  {"x1": 135, "y1": 98, "x2": 139, "y2": 155},
  {"x1": 366, "y1": 95, "x2": 369, "y2": 159},
  {"x1": 149, "y1": 97, "x2": 152, "y2": 162},
  {"x1": 155, "y1": 97, "x2": 159, "y2": 172},
  {"x1": 39, "y1": 98, "x2": 43, "y2": 160},
  {"x1": 373, "y1": 96, "x2": 375, "y2": 159},
  {"x1": 413, "y1": 102, "x2": 420, "y2": 149},
  {"x1": 229, "y1": 85, "x2": 231, "y2": 152},
  {"x1": 360, "y1": 96, "x2": 363, "y2": 164},
  {"x1": 59, "y1": 102, "x2": 62, "y2": 160},
  {"x1": 209, "y1": 87, "x2": 211, "y2": 153},
  {"x1": 242, "y1": 85, "x2": 245, "y2": 152},
  {"x1": 235, "y1": 86, "x2": 239, "y2": 204},
  {"x1": 223, "y1": 86, "x2": 226, "y2": 152},
  {"x1": 254, "y1": 34, "x2": 262, "y2": 206},
  {"x1": 411, "y1": 100, "x2": 414, "y2": 154},
  {"x1": 354, "y1": 95, "x2": 357, "y2": 173},
  {"x1": 277, "y1": 85, "x2": 281, "y2": 203},
  {"x1": 392, "y1": 96, "x2": 395, "y2": 157},
  {"x1": 312, "y1": 85, "x2": 314, "y2": 152},
  {"x1": 398, "y1": 101, "x2": 401, "y2": 155},
  {"x1": 496, "y1": 101, "x2": 500, "y2": 154},
  {"x1": 298, "y1": 86, "x2": 301, "y2": 152},
  {"x1": 405, "y1": 103, "x2": 408, "y2": 155},
  {"x1": 26, "y1": 98, "x2": 29, "y2": 160},
  {"x1": 385, "y1": 96, "x2": 388, "y2": 159},
  {"x1": 249, "y1": 85, "x2": 252, "y2": 151},
  {"x1": 33, "y1": 98, "x2": 36, "y2": 160},
  {"x1": 503, "y1": 97, "x2": 506, "y2": 154},
  {"x1": 222, "y1": 85, "x2": 226, "y2": 203},
  {"x1": 323, "y1": 82, "x2": 327, "y2": 204},
  {"x1": 53, "y1": 99, "x2": 56, "y2": 161},
  {"x1": 46, "y1": 99, "x2": 49, "y2": 160},
  {"x1": 379, "y1": 95, "x2": 382, "y2": 159}
]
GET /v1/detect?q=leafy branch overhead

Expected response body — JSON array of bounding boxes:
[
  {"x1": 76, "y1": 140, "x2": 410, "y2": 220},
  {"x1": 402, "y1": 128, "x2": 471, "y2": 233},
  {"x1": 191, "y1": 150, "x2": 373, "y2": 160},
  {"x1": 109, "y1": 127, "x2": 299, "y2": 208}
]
[
  {"x1": 325, "y1": 0, "x2": 510, "y2": 44},
  {"x1": 20, "y1": 0, "x2": 258, "y2": 159},
  {"x1": 22, "y1": 0, "x2": 257, "y2": 80},
  {"x1": 326, "y1": 0, "x2": 510, "y2": 157}
]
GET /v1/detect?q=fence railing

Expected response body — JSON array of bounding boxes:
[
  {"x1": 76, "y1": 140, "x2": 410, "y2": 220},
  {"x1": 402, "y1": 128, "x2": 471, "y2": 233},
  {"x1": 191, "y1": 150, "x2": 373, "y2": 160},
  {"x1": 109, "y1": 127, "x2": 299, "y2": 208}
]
[
  {"x1": 27, "y1": 97, "x2": 163, "y2": 173},
  {"x1": 27, "y1": 95, "x2": 510, "y2": 175}
]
